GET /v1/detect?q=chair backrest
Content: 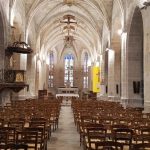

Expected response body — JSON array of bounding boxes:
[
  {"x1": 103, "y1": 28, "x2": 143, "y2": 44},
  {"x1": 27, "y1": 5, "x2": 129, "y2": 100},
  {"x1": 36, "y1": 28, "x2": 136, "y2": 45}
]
[
  {"x1": 16, "y1": 131, "x2": 38, "y2": 150},
  {"x1": 0, "y1": 118, "x2": 4, "y2": 127},
  {"x1": 0, "y1": 131, "x2": 8, "y2": 145},
  {"x1": 87, "y1": 127, "x2": 107, "y2": 149},
  {"x1": 113, "y1": 128, "x2": 133, "y2": 149},
  {"x1": 141, "y1": 127, "x2": 150, "y2": 143},
  {"x1": 8, "y1": 121, "x2": 24, "y2": 131},
  {"x1": 132, "y1": 143, "x2": 150, "y2": 150},
  {"x1": 95, "y1": 141, "x2": 123, "y2": 150},
  {"x1": 23, "y1": 127, "x2": 47, "y2": 150},
  {"x1": 0, "y1": 127, "x2": 16, "y2": 144},
  {"x1": 7, "y1": 144, "x2": 28, "y2": 150}
]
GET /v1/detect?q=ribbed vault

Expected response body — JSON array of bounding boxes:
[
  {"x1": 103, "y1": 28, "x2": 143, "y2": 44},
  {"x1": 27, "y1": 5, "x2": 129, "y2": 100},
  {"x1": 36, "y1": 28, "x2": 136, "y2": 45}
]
[{"x1": 24, "y1": 0, "x2": 117, "y2": 60}]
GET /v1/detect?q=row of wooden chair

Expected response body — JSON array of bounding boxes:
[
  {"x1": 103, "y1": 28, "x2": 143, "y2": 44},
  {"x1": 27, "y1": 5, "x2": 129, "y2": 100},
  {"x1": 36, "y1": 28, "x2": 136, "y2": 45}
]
[
  {"x1": 0, "y1": 98, "x2": 62, "y2": 150},
  {"x1": 71, "y1": 100, "x2": 150, "y2": 150}
]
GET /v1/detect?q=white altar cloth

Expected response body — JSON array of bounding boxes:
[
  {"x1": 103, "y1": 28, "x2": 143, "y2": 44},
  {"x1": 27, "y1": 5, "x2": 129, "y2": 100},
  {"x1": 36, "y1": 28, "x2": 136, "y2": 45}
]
[{"x1": 56, "y1": 93, "x2": 79, "y2": 98}]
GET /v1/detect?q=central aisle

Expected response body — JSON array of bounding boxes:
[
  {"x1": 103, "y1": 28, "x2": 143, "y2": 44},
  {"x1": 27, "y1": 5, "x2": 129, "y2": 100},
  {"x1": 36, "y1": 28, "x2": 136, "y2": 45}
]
[{"x1": 47, "y1": 105, "x2": 83, "y2": 150}]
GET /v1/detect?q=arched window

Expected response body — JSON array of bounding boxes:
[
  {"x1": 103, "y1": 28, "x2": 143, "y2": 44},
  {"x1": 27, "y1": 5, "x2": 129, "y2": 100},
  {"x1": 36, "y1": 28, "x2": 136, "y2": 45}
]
[
  {"x1": 64, "y1": 54, "x2": 74, "y2": 87},
  {"x1": 83, "y1": 52, "x2": 88, "y2": 89},
  {"x1": 48, "y1": 51, "x2": 54, "y2": 88}
]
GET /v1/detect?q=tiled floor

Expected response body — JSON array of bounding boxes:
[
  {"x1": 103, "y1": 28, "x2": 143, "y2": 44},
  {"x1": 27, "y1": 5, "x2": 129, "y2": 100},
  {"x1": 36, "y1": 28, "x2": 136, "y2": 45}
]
[{"x1": 47, "y1": 105, "x2": 83, "y2": 150}]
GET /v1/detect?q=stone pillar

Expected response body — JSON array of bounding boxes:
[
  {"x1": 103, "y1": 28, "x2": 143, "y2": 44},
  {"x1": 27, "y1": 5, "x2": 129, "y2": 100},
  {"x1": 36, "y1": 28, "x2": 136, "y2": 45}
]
[
  {"x1": 121, "y1": 32, "x2": 128, "y2": 103},
  {"x1": 26, "y1": 53, "x2": 37, "y2": 98},
  {"x1": 74, "y1": 66, "x2": 82, "y2": 90},
  {"x1": 108, "y1": 49, "x2": 115, "y2": 98},
  {"x1": 100, "y1": 54, "x2": 105, "y2": 96},
  {"x1": 144, "y1": 32, "x2": 150, "y2": 109},
  {"x1": 111, "y1": 40, "x2": 121, "y2": 98}
]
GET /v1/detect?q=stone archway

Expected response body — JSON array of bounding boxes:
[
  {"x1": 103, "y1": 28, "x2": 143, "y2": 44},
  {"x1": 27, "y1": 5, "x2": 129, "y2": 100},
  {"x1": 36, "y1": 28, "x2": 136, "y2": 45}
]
[{"x1": 127, "y1": 7, "x2": 143, "y2": 106}]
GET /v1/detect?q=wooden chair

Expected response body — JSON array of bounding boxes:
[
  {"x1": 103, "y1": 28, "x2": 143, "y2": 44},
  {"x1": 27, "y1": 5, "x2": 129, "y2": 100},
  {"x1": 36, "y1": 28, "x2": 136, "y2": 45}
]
[
  {"x1": 29, "y1": 120, "x2": 48, "y2": 140},
  {"x1": 0, "y1": 118, "x2": 4, "y2": 127},
  {"x1": 109, "y1": 124, "x2": 129, "y2": 140},
  {"x1": 8, "y1": 120, "x2": 24, "y2": 131},
  {"x1": 0, "y1": 131, "x2": 8, "y2": 147},
  {"x1": 23, "y1": 127, "x2": 47, "y2": 150},
  {"x1": 113, "y1": 128, "x2": 133, "y2": 150},
  {"x1": 95, "y1": 141, "x2": 123, "y2": 150},
  {"x1": 85, "y1": 127, "x2": 107, "y2": 150},
  {"x1": 16, "y1": 131, "x2": 38, "y2": 150},
  {"x1": 132, "y1": 143, "x2": 150, "y2": 150},
  {"x1": 81, "y1": 123, "x2": 104, "y2": 146},
  {"x1": 7, "y1": 143, "x2": 28, "y2": 150},
  {"x1": 0, "y1": 127, "x2": 16, "y2": 144},
  {"x1": 141, "y1": 127, "x2": 150, "y2": 143}
]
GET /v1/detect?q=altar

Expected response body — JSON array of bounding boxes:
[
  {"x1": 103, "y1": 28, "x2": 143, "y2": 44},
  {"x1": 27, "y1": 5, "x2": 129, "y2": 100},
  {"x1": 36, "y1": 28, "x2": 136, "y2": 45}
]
[{"x1": 56, "y1": 87, "x2": 79, "y2": 98}]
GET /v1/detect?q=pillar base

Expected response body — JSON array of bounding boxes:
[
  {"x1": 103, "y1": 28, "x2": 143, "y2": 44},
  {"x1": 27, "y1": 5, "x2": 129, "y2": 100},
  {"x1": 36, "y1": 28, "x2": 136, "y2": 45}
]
[{"x1": 121, "y1": 97, "x2": 144, "y2": 108}]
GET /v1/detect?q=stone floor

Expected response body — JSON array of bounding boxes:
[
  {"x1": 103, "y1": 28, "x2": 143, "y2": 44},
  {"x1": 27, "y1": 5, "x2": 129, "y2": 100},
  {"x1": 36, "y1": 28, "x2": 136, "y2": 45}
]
[{"x1": 47, "y1": 105, "x2": 83, "y2": 150}]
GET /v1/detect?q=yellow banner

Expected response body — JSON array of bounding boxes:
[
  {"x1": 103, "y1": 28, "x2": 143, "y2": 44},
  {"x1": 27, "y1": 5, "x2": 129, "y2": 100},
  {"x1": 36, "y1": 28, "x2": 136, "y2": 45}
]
[{"x1": 92, "y1": 66, "x2": 100, "y2": 93}]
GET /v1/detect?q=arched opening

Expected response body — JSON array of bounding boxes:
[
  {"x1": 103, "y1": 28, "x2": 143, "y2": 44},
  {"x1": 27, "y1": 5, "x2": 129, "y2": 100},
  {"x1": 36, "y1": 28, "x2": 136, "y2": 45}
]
[{"x1": 127, "y1": 7, "x2": 144, "y2": 105}]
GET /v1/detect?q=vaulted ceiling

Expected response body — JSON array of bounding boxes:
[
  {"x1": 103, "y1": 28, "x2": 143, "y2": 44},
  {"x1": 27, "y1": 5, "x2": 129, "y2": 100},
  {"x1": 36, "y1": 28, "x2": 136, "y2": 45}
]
[
  {"x1": 24, "y1": 0, "x2": 117, "y2": 56},
  {"x1": 10, "y1": 0, "x2": 147, "y2": 59}
]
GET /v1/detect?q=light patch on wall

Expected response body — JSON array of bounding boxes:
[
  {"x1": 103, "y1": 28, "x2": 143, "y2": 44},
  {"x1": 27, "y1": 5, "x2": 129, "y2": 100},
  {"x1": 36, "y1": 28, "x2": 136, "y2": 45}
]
[
  {"x1": 42, "y1": 54, "x2": 45, "y2": 62},
  {"x1": 25, "y1": 30, "x2": 29, "y2": 43},
  {"x1": 117, "y1": 29, "x2": 122, "y2": 35},
  {"x1": 10, "y1": 10, "x2": 15, "y2": 26},
  {"x1": 20, "y1": 54, "x2": 27, "y2": 70},
  {"x1": 37, "y1": 60, "x2": 41, "y2": 72},
  {"x1": 108, "y1": 49, "x2": 115, "y2": 63},
  {"x1": 121, "y1": 32, "x2": 127, "y2": 40},
  {"x1": 96, "y1": 61, "x2": 100, "y2": 67},
  {"x1": 88, "y1": 60, "x2": 91, "y2": 67},
  {"x1": 46, "y1": 56, "x2": 49, "y2": 65},
  {"x1": 121, "y1": 32, "x2": 127, "y2": 50},
  {"x1": 39, "y1": 52, "x2": 43, "y2": 61}
]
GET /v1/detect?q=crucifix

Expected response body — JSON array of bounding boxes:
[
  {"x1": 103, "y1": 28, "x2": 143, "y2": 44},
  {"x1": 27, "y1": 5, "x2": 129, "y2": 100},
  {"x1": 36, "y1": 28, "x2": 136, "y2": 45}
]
[{"x1": 60, "y1": 15, "x2": 77, "y2": 26}]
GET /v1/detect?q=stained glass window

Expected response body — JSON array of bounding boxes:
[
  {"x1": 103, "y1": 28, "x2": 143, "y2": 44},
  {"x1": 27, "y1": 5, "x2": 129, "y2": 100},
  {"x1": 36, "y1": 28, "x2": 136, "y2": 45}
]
[
  {"x1": 83, "y1": 52, "x2": 88, "y2": 88},
  {"x1": 64, "y1": 54, "x2": 74, "y2": 87},
  {"x1": 48, "y1": 51, "x2": 54, "y2": 88}
]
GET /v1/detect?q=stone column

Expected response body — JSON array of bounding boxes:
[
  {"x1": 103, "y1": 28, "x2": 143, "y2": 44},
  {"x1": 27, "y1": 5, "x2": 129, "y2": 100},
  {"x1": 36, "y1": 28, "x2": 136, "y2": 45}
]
[
  {"x1": 121, "y1": 32, "x2": 128, "y2": 105},
  {"x1": 26, "y1": 53, "x2": 37, "y2": 98},
  {"x1": 111, "y1": 40, "x2": 121, "y2": 98},
  {"x1": 108, "y1": 49, "x2": 115, "y2": 98},
  {"x1": 144, "y1": 32, "x2": 150, "y2": 110},
  {"x1": 99, "y1": 54, "x2": 105, "y2": 97}
]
